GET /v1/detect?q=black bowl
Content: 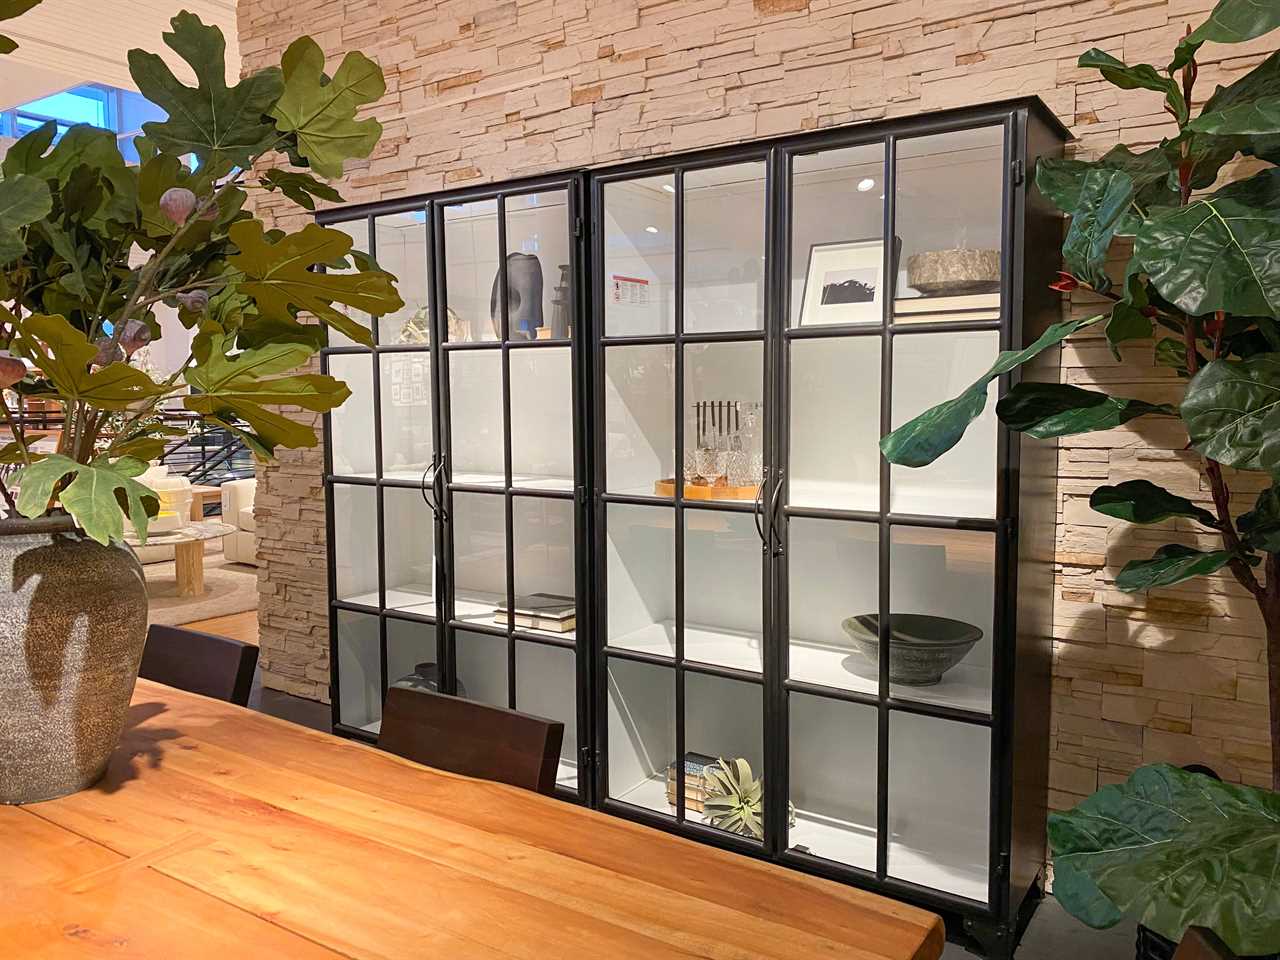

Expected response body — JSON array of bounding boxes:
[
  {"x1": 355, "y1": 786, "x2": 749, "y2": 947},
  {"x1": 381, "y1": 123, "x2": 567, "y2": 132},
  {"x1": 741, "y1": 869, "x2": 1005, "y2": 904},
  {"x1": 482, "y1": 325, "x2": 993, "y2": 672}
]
[{"x1": 841, "y1": 613, "x2": 982, "y2": 686}]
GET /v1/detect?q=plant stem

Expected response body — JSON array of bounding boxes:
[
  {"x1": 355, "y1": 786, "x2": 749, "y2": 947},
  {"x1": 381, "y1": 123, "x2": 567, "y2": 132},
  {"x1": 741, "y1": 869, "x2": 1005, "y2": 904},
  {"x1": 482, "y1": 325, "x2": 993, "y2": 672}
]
[
  {"x1": 1265, "y1": 553, "x2": 1280, "y2": 791},
  {"x1": 0, "y1": 475, "x2": 18, "y2": 515}
]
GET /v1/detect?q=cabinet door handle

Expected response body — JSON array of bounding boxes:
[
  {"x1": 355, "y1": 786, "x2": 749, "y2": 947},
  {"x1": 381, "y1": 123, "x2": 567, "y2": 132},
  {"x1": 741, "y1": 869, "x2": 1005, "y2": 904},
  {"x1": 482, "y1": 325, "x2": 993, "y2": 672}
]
[
  {"x1": 767, "y1": 471, "x2": 785, "y2": 557},
  {"x1": 753, "y1": 468, "x2": 768, "y2": 551},
  {"x1": 433, "y1": 454, "x2": 449, "y2": 523},
  {"x1": 420, "y1": 461, "x2": 438, "y2": 516}
]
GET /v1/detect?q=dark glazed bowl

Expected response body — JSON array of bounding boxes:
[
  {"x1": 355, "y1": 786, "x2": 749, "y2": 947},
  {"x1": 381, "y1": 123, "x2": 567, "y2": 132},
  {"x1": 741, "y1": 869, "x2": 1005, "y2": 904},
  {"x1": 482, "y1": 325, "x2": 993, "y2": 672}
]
[{"x1": 841, "y1": 613, "x2": 983, "y2": 686}]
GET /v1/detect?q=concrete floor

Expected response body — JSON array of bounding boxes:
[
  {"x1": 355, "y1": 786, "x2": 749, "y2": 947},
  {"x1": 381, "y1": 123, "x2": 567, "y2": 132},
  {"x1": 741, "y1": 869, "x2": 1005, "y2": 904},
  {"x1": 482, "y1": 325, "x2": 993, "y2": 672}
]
[{"x1": 942, "y1": 896, "x2": 1135, "y2": 959}]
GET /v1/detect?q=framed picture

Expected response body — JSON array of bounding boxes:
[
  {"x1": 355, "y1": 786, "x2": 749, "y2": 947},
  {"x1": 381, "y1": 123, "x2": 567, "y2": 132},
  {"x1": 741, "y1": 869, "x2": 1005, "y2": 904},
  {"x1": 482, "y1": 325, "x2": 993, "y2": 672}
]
[{"x1": 798, "y1": 239, "x2": 885, "y2": 327}]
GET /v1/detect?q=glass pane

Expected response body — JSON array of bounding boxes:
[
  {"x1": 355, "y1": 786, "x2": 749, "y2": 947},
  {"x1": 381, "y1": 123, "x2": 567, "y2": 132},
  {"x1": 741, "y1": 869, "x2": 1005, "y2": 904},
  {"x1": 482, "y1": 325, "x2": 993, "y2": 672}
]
[
  {"x1": 895, "y1": 126, "x2": 1003, "y2": 317},
  {"x1": 604, "y1": 343, "x2": 674, "y2": 497},
  {"x1": 327, "y1": 219, "x2": 372, "y2": 346},
  {"x1": 788, "y1": 693, "x2": 877, "y2": 870},
  {"x1": 332, "y1": 484, "x2": 378, "y2": 606},
  {"x1": 374, "y1": 209, "x2": 430, "y2": 345},
  {"x1": 379, "y1": 351, "x2": 432, "y2": 482},
  {"x1": 386, "y1": 617, "x2": 439, "y2": 692},
  {"x1": 336, "y1": 609, "x2": 380, "y2": 732},
  {"x1": 789, "y1": 337, "x2": 880, "y2": 511},
  {"x1": 454, "y1": 629, "x2": 508, "y2": 708},
  {"x1": 787, "y1": 518, "x2": 878, "y2": 694},
  {"x1": 682, "y1": 341, "x2": 763, "y2": 502},
  {"x1": 890, "y1": 527, "x2": 994, "y2": 714},
  {"x1": 448, "y1": 349, "x2": 504, "y2": 487},
  {"x1": 684, "y1": 162, "x2": 766, "y2": 334},
  {"x1": 684, "y1": 510, "x2": 762, "y2": 674},
  {"x1": 890, "y1": 331, "x2": 998, "y2": 518},
  {"x1": 888, "y1": 712, "x2": 990, "y2": 902},
  {"x1": 509, "y1": 346, "x2": 573, "y2": 490},
  {"x1": 515, "y1": 641, "x2": 578, "y2": 789},
  {"x1": 606, "y1": 503, "x2": 674, "y2": 657},
  {"x1": 444, "y1": 199, "x2": 501, "y2": 342},
  {"x1": 382, "y1": 487, "x2": 436, "y2": 617},
  {"x1": 607, "y1": 657, "x2": 674, "y2": 815},
  {"x1": 684, "y1": 672, "x2": 764, "y2": 840},
  {"x1": 505, "y1": 191, "x2": 572, "y2": 341},
  {"x1": 511, "y1": 497, "x2": 576, "y2": 641},
  {"x1": 603, "y1": 175, "x2": 675, "y2": 336},
  {"x1": 327, "y1": 353, "x2": 375, "y2": 478},
  {"x1": 790, "y1": 143, "x2": 885, "y2": 328},
  {"x1": 451, "y1": 492, "x2": 506, "y2": 626}
]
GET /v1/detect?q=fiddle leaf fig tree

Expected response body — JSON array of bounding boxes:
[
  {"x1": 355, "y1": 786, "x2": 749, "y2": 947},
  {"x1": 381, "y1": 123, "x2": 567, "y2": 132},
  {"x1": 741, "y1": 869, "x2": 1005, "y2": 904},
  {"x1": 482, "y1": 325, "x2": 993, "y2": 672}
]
[
  {"x1": 880, "y1": 0, "x2": 1280, "y2": 947},
  {"x1": 0, "y1": 6, "x2": 400, "y2": 545}
]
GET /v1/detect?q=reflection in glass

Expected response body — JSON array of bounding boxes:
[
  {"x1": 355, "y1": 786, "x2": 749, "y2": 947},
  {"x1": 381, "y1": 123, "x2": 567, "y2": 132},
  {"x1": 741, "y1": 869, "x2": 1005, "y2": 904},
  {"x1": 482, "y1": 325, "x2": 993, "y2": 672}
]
[
  {"x1": 332, "y1": 483, "x2": 378, "y2": 605},
  {"x1": 682, "y1": 341, "x2": 763, "y2": 502},
  {"x1": 603, "y1": 175, "x2": 675, "y2": 336},
  {"x1": 336, "y1": 609, "x2": 380, "y2": 731},
  {"x1": 790, "y1": 144, "x2": 885, "y2": 328},
  {"x1": 379, "y1": 351, "x2": 432, "y2": 481},
  {"x1": 510, "y1": 347, "x2": 573, "y2": 489},
  {"x1": 451, "y1": 492, "x2": 507, "y2": 626},
  {"x1": 326, "y1": 353, "x2": 375, "y2": 477},
  {"x1": 684, "y1": 162, "x2": 765, "y2": 333},
  {"x1": 606, "y1": 503, "x2": 674, "y2": 657},
  {"x1": 374, "y1": 209, "x2": 430, "y2": 345},
  {"x1": 683, "y1": 510, "x2": 762, "y2": 673},
  {"x1": 788, "y1": 693, "x2": 877, "y2": 869},
  {"x1": 444, "y1": 199, "x2": 500, "y2": 342},
  {"x1": 787, "y1": 518, "x2": 878, "y2": 693},
  {"x1": 685, "y1": 672, "x2": 764, "y2": 838},
  {"x1": 327, "y1": 219, "x2": 372, "y2": 346},
  {"x1": 604, "y1": 344, "x2": 674, "y2": 496},
  {"x1": 454, "y1": 629, "x2": 508, "y2": 708},
  {"x1": 515, "y1": 642, "x2": 578, "y2": 788},
  {"x1": 505, "y1": 191, "x2": 572, "y2": 340},
  {"x1": 890, "y1": 526, "x2": 995, "y2": 714},
  {"x1": 448, "y1": 349, "x2": 504, "y2": 486},
  {"x1": 512, "y1": 497, "x2": 576, "y2": 641},
  {"x1": 382, "y1": 486, "x2": 436, "y2": 617},
  {"x1": 386, "y1": 617, "x2": 438, "y2": 693},
  {"x1": 891, "y1": 331, "x2": 998, "y2": 518},
  {"x1": 607, "y1": 657, "x2": 674, "y2": 815},
  {"x1": 789, "y1": 337, "x2": 880, "y2": 511},
  {"x1": 888, "y1": 712, "x2": 990, "y2": 902}
]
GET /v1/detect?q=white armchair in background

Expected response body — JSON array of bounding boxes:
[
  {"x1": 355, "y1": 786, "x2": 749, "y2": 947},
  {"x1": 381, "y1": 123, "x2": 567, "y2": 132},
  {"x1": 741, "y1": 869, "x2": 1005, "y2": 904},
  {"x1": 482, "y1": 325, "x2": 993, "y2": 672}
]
[{"x1": 221, "y1": 478, "x2": 258, "y2": 566}]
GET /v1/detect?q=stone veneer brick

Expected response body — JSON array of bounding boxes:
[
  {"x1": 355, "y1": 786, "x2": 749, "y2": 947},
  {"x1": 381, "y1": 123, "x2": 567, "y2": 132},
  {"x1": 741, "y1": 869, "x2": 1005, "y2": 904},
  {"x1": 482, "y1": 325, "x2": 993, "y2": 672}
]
[{"x1": 237, "y1": 0, "x2": 1274, "y2": 795}]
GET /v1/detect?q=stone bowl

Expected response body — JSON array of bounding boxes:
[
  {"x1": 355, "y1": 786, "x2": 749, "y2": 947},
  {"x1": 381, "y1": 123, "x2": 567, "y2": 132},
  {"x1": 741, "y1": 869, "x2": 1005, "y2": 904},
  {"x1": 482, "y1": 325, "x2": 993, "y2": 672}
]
[
  {"x1": 906, "y1": 248, "x2": 1001, "y2": 296},
  {"x1": 841, "y1": 613, "x2": 983, "y2": 687}
]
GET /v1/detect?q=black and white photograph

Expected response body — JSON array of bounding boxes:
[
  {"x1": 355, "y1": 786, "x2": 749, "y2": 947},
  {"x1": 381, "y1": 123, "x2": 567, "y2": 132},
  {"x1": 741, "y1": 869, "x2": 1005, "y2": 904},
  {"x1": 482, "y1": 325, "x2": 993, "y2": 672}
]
[{"x1": 799, "y1": 239, "x2": 885, "y2": 326}]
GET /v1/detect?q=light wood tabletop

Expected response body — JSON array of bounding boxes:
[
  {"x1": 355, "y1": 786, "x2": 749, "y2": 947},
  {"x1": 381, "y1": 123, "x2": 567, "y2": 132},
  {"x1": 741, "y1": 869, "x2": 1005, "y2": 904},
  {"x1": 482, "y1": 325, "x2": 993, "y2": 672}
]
[{"x1": 3, "y1": 679, "x2": 946, "y2": 959}]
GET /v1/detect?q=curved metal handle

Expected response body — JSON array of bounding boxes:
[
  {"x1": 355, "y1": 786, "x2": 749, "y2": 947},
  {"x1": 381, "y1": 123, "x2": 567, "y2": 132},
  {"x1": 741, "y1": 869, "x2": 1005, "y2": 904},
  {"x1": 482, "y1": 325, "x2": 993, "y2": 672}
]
[
  {"x1": 433, "y1": 454, "x2": 449, "y2": 523},
  {"x1": 767, "y1": 470, "x2": 785, "y2": 557},
  {"x1": 420, "y1": 461, "x2": 438, "y2": 516},
  {"x1": 753, "y1": 467, "x2": 768, "y2": 550}
]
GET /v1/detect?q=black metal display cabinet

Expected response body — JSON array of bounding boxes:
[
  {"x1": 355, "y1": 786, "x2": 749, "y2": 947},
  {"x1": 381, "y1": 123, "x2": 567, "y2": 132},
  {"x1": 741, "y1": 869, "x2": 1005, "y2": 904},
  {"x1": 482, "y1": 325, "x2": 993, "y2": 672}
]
[{"x1": 319, "y1": 97, "x2": 1067, "y2": 957}]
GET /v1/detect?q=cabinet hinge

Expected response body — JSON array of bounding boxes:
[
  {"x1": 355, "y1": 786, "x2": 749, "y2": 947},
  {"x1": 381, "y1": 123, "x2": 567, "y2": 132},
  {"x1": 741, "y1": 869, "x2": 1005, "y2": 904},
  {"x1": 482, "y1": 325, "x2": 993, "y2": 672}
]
[
  {"x1": 1011, "y1": 158, "x2": 1025, "y2": 186},
  {"x1": 573, "y1": 216, "x2": 584, "y2": 238},
  {"x1": 579, "y1": 745, "x2": 596, "y2": 770},
  {"x1": 576, "y1": 484, "x2": 587, "y2": 505},
  {"x1": 997, "y1": 850, "x2": 1010, "y2": 879}
]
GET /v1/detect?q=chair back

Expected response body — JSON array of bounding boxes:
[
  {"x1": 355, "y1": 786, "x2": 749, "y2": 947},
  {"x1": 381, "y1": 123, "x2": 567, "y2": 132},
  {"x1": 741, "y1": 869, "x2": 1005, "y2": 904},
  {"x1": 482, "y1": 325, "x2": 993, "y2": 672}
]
[
  {"x1": 379, "y1": 687, "x2": 564, "y2": 795},
  {"x1": 139, "y1": 624, "x2": 259, "y2": 706}
]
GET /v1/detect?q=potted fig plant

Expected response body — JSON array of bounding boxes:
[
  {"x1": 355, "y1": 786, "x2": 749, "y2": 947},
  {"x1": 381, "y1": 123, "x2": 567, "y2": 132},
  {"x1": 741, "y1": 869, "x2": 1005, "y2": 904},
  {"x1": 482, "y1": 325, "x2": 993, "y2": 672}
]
[
  {"x1": 879, "y1": 0, "x2": 1280, "y2": 954},
  {"x1": 0, "y1": 5, "x2": 400, "y2": 803}
]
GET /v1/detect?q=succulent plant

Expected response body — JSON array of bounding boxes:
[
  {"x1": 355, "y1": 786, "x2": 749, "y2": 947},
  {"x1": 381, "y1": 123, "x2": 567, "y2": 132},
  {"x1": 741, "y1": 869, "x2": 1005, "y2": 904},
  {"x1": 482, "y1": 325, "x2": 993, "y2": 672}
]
[{"x1": 702, "y1": 758, "x2": 765, "y2": 839}]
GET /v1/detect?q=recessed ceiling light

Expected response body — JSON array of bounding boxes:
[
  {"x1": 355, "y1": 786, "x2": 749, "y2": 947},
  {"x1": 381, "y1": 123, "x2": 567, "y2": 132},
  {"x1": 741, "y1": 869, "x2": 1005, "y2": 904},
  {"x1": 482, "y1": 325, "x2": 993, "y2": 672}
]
[
  {"x1": 662, "y1": 184, "x2": 675, "y2": 193},
  {"x1": 645, "y1": 225, "x2": 659, "y2": 234},
  {"x1": 857, "y1": 177, "x2": 876, "y2": 192}
]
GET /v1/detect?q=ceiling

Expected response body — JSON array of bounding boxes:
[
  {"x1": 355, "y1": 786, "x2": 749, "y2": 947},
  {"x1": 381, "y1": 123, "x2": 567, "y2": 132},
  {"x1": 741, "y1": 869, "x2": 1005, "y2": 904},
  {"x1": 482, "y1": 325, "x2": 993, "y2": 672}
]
[{"x1": 0, "y1": 0, "x2": 239, "y2": 110}]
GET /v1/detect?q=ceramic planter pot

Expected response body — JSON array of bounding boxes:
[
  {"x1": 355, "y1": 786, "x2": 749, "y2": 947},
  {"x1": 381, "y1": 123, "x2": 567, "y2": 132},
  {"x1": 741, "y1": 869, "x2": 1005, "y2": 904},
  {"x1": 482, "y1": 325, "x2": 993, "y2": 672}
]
[{"x1": 0, "y1": 516, "x2": 148, "y2": 804}]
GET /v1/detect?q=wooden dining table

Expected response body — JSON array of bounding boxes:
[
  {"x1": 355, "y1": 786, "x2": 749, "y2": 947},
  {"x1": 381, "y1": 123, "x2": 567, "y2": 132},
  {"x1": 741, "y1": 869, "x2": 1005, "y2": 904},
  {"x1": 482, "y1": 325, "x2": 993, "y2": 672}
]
[{"x1": 2, "y1": 679, "x2": 946, "y2": 959}]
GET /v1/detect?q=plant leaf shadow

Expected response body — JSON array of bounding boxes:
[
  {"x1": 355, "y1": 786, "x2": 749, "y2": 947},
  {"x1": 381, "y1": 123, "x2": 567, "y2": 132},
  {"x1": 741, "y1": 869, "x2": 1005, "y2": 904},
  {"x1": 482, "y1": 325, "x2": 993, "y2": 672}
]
[{"x1": 91, "y1": 700, "x2": 183, "y2": 794}]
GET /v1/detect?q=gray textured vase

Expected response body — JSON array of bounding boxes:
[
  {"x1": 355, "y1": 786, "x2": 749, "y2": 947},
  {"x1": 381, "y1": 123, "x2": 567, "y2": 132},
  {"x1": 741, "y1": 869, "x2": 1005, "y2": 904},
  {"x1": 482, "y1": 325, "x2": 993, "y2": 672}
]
[
  {"x1": 842, "y1": 613, "x2": 982, "y2": 686},
  {"x1": 0, "y1": 516, "x2": 148, "y2": 804}
]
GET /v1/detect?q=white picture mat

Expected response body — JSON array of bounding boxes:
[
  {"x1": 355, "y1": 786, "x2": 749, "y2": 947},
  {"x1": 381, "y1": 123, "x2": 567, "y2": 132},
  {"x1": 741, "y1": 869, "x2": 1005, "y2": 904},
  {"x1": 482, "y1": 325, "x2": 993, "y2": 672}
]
[{"x1": 799, "y1": 239, "x2": 884, "y2": 327}]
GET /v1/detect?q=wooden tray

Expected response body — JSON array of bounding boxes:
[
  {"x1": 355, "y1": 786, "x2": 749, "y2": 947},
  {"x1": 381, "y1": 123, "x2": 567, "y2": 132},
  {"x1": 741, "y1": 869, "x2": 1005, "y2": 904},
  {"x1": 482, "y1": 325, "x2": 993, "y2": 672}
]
[{"x1": 654, "y1": 479, "x2": 760, "y2": 500}]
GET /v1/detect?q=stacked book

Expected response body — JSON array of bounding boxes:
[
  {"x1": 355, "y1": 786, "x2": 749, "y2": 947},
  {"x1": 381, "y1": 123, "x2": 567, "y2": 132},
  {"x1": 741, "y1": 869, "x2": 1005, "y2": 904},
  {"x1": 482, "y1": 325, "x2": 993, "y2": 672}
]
[
  {"x1": 893, "y1": 291, "x2": 999, "y2": 324},
  {"x1": 493, "y1": 592, "x2": 576, "y2": 633}
]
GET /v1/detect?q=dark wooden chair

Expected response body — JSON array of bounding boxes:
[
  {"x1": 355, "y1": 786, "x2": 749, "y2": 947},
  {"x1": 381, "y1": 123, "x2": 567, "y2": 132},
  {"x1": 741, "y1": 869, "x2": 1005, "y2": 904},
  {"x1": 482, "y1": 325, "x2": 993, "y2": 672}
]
[
  {"x1": 1173, "y1": 928, "x2": 1237, "y2": 960},
  {"x1": 379, "y1": 687, "x2": 564, "y2": 795},
  {"x1": 138, "y1": 624, "x2": 259, "y2": 707}
]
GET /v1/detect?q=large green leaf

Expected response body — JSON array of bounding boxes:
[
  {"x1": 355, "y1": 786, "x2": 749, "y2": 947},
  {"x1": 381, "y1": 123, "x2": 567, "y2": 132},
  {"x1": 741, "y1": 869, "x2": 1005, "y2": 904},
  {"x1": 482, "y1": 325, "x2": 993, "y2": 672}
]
[
  {"x1": 0, "y1": 173, "x2": 52, "y2": 262},
  {"x1": 1190, "y1": 94, "x2": 1280, "y2": 138},
  {"x1": 128, "y1": 12, "x2": 283, "y2": 169},
  {"x1": 183, "y1": 333, "x2": 350, "y2": 458},
  {"x1": 0, "y1": 0, "x2": 41, "y2": 54},
  {"x1": 1090, "y1": 479, "x2": 1218, "y2": 527},
  {"x1": 1050, "y1": 764, "x2": 1280, "y2": 955},
  {"x1": 1115, "y1": 543, "x2": 1240, "y2": 591},
  {"x1": 1137, "y1": 169, "x2": 1280, "y2": 320},
  {"x1": 1078, "y1": 49, "x2": 1187, "y2": 125},
  {"x1": 227, "y1": 220, "x2": 401, "y2": 348},
  {"x1": 1238, "y1": 484, "x2": 1280, "y2": 552},
  {"x1": 1189, "y1": 50, "x2": 1280, "y2": 159},
  {"x1": 1062, "y1": 168, "x2": 1137, "y2": 292},
  {"x1": 1171, "y1": 0, "x2": 1280, "y2": 71},
  {"x1": 1, "y1": 122, "x2": 137, "y2": 227},
  {"x1": 995, "y1": 383, "x2": 1174, "y2": 439},
  {"x1": 13, "y1": 453, "x2": 159, "y2": 546},
  {"x1": 258, "y1": 169, "x2": 343, "y2": 211},
  {"x1": 11, "y1": 314, "x2": 166, "y2": 410},
  {"x1": 1035, "y1": 145, "x2": 1172, "y2": 230},
  {"x1": 268, "y1": 36, "x2": 384, "y2": 179},
  {"x1": 1104, "y1": 268, "x2": 1154, "y2": 358},
  {"x1": 1181, "y1": 353, "x2": 1280, "y2": 472},
  {"x1": 880, "y1": 316, "x2": 1101, "y2": 467}
]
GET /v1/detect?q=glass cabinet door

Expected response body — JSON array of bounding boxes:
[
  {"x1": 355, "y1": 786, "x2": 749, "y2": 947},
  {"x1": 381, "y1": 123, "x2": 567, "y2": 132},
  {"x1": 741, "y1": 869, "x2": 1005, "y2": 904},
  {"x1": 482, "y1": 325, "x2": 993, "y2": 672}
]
[
  {"x1": 599, "y1": 159, "x2": 771, "y2": 841},
  {"x1": 438, "y1": 184, "x2": 586, "y2": 797}
]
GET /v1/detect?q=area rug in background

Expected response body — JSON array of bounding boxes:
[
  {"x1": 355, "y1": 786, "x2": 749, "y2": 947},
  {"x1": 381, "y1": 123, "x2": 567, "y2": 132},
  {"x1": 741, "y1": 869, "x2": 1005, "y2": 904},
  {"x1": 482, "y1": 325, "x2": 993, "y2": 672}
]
[{"x1": 144, "y1": 545, "x2": 259, "y2": 626}]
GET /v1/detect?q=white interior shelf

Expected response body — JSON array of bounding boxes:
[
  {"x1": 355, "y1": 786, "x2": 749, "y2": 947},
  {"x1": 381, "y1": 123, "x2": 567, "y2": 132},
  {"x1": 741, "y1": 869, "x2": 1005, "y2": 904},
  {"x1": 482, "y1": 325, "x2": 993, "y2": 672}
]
[{"x1": 789, "y1": 810, "x2": 877, "y2": 871}]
